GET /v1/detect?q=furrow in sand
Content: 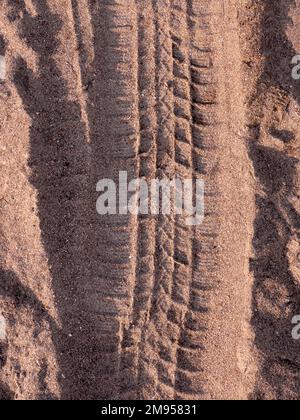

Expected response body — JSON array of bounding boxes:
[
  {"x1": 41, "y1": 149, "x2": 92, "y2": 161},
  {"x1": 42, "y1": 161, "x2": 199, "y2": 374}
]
[
  {"x1": 170, "y1": 0, "x2": 223, "y2": 399},
  {"x1": 169, "y1": 0, "x2": 195, "y2": 398},
  {"x1": 171, "y1": 0, "x2": 208, "y2": 399},
  {"x1": 118, "y1": 0, "x2": 157, "y2": 399},
  {"x1": 69, "y1": 0, "x2": 93, "y2": 143},
  {"x1": 138, "y1": 0, "x2": 176, "y2": 399},
  {"x1": 82, "y1": 0, "x2": 139, "y2": 399}
]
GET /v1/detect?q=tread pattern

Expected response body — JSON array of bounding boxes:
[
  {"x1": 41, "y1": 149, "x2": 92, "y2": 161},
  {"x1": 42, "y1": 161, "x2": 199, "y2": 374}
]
[{"x1": 2, "y1": 0, "x2": 253, "y2": 400}]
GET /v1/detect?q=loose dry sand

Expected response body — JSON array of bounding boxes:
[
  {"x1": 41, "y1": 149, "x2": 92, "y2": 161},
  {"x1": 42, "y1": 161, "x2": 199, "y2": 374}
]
[{"x1": 0, "y1": 0, "x2": 299, "y2": 400}]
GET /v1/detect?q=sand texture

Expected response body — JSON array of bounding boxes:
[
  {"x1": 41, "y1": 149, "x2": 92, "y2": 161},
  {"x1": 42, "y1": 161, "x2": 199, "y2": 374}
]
[{"x1": 0, "y1": 0, "x2": 300, "y2": 400}]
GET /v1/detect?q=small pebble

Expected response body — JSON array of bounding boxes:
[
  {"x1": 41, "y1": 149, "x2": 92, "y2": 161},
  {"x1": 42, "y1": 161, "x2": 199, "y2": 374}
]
[
  {"x1": 0, "y1": 315, "x2": 6, "y2": 341},
  {"x1": 0, "y1": 55, "x2": 5, "y2": 81}
]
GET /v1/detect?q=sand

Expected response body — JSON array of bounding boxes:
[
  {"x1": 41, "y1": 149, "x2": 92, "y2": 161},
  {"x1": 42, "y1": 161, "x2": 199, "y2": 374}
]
[{"x1": 0, "y1": 0, "x2": 299, "y2": 400}]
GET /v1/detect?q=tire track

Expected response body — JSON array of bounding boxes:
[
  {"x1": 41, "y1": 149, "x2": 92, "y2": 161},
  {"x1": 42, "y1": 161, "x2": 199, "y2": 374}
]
[
  {"x1": 119, "y1": 0, "x2": 255, "y2": 400},
  {"x1": 69, "y1": 0, "x2": 92, "y2": 144},
  {"x1": 2, "y1": 0, "x2": 259, "y2": 400},
  {"x1": 118, "y1": 0, "x2": 157, "y2": 399},
  {"x1": 127, "y1": 0, "x2": 222, "y2": 400},
  {"x1": 139, "y1": 0, "x2": 176, "y2": 399},
  {"x1": 169, "y1": 0, "x2": 198, "y2": 399},
  {"x1": 172, "y1": 0, "x2": 210, "y2": 399},
  {"x1": 171, "y1": 0, "x2": 222, "y2": 399},
  {"x1": 83, "y1": 0, "x2": 139, "y2": 399}
]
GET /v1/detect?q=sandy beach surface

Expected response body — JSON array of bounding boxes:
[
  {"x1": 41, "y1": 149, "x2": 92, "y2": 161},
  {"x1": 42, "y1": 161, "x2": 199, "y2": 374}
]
[{"x1": 0, "y1": 0, "x2": 300, "y2": 400}]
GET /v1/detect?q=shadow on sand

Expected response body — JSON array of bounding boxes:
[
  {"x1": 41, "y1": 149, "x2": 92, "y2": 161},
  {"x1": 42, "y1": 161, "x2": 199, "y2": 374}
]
[{"x1": 249, "y1": 0, "x2": 300, "y2": 400}]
